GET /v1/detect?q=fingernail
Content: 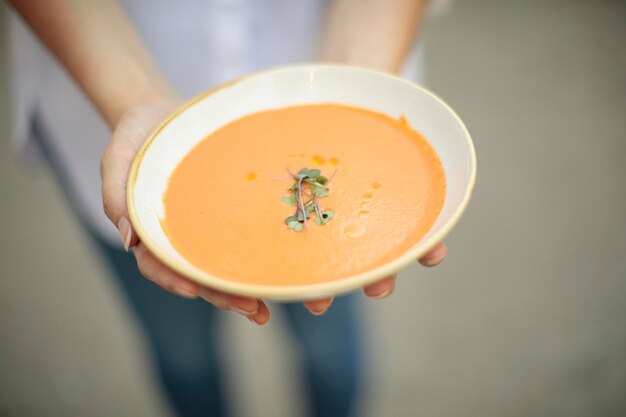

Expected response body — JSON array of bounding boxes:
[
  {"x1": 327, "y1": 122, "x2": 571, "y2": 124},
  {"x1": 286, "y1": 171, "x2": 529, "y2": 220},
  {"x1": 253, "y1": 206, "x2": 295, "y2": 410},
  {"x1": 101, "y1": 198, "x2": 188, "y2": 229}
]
[
  {"x1": 247, "y1": 316, "x2": 267, "y2": 326},
  {"x1": 117, "y1": 217, "x2": 132, "y2": 252},
  {"x1": 304, "y1": 303, "x2": 330, "y2": 316},
  {"x1": 174, "y1": 286, "x2": 198, "y2": 299},
  {"x1": 234, "y1": 305, "x2": 258, "y2": 316},
  {"x1": 307, "y1": 307, "x2": 327, "y2": 316},
  {"x1": 423, "y1": 256, "x2": 445, "y2": 267},
  {"x1": 370, "y1": 289, "x2": 392, "y2": 299}
]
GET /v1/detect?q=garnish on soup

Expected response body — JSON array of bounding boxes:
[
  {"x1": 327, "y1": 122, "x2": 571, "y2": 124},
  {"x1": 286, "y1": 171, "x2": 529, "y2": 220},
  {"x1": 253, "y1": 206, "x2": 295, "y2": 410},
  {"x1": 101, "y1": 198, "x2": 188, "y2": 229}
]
[{"x1": 281, "y1": 168, "x2": 335, "y2": 232}]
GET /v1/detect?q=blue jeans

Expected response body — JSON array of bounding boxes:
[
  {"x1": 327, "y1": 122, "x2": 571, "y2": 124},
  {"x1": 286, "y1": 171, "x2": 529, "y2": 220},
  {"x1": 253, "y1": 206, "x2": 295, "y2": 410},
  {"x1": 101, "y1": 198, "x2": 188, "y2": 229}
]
[{"x1": 33, "y1": 115, "x2": 363, "y2": 417}]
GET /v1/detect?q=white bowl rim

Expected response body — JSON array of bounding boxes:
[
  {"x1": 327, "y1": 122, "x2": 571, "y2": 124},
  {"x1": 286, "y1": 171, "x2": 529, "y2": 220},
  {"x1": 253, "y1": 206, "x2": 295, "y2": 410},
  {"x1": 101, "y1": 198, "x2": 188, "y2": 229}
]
[{"x1": 127, "y1": 64, "x2": 477, "y2": 301}]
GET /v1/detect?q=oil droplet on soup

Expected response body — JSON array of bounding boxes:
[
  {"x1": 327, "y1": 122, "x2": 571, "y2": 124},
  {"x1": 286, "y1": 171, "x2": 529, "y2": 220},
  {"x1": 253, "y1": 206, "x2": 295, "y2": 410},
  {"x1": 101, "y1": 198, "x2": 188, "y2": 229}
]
[
  {"x1": 361, "y1": 191, "x2": 375, "y2": 201},
  {"x1": 342, "y1": 220, "x2": 367, "y2": 239},
  {"x1": 311, "y1": 155, "x2": 326, "y2": 165}
]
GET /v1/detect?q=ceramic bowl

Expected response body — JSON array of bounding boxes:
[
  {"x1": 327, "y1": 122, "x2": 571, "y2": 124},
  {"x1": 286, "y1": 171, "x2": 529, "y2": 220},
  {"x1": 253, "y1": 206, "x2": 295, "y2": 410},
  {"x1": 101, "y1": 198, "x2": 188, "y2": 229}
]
[{"x1": 127, "y1": 65, "x2": 476, "y2": 300}]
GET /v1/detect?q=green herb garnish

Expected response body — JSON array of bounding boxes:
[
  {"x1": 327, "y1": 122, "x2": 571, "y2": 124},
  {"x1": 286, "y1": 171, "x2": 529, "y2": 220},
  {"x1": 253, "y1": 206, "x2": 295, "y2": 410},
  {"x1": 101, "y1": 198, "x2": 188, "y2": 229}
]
[{"x1": 282, "y1": 168, "x2": 335, "y2": 232}]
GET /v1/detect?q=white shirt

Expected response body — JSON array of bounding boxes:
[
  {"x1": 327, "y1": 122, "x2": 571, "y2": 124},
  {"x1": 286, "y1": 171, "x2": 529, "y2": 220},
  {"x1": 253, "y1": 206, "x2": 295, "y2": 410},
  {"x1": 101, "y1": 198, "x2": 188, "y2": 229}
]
[{"x1": 9, "y1": 0, "x2": 429, "y2": 246}]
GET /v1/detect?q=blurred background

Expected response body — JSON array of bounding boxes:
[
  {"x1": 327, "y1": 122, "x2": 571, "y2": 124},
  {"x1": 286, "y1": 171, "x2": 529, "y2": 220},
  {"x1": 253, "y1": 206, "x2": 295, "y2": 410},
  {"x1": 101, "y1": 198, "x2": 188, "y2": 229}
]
[{"x1": 1, "y1": 0, "x2": 625, "y2": 416}]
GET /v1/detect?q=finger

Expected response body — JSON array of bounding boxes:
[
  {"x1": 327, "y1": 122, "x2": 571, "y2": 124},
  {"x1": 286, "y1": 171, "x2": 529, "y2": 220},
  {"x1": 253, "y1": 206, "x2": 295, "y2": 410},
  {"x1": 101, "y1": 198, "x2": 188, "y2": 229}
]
[
  {"x1": 201, "y1": 289, "x2": 260, "y2": 316},
  {"x1": 226, "y1": 295, "x2": 261, "y2": 316},
  {"x1": 363, "y1": 274, "x2": 396, "y2": 299},
  {"x1": 248, "y1": 301, "x2": 271, "y2": 326},
  {"x1": 199, "y1": 288, "x2": 232, "y2": 310},
  {"x1": 418, "y1": 242, "x2": 448, "y2": 267},
  {"x1": 134, "y1": 243, "x2": 201, "y2": 298},
  {"x1": 101, "y1": 110, "x2": 164, "y2": 251},
  {"x1": 200, "y1": 288, "x2": 232, "y2": 310},
  {"x1": 303, "y1": 297, "x2": 334, "y2": 316}
]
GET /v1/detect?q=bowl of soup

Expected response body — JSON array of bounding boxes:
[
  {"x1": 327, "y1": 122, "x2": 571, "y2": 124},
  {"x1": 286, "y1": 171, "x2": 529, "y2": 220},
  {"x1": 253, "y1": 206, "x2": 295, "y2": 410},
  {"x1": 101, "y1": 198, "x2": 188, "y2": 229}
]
[{"x1": 127, "y1": 65, "x2": 476, "y2": 300}]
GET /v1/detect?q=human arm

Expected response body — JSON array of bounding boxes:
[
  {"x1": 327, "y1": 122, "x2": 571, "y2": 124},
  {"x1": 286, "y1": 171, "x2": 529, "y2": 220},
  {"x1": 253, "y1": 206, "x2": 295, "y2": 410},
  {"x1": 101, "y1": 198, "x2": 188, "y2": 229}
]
[
  {"x1": 8, "y1": 0, "x2": 272, "y2": 324},
  {"x1": 322, "y1": 0, "x2": 430, "y2": 73},
  {"x1": 8, "y1": 0, "x2": 172, "y2": 126}
]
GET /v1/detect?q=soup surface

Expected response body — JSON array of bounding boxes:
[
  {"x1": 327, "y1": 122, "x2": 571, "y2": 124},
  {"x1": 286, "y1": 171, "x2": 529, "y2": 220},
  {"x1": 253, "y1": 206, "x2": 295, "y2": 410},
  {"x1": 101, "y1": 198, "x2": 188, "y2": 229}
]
[{"x1": 162, "y1": 104, "x2": 446, "y2": 286}]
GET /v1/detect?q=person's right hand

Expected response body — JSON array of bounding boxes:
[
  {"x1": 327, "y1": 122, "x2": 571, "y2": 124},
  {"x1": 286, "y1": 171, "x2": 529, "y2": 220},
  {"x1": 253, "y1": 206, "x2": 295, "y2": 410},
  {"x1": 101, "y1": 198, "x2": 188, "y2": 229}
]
[{"x1": 100, "y1": 95, "x2": 272, "y2": 325}]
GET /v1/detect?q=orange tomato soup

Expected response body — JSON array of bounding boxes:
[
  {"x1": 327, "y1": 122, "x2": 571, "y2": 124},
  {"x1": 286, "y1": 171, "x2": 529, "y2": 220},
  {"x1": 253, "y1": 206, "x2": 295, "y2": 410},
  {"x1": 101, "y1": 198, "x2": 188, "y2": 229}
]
[{"x1": 162, "y1": 104, "x2": 446, "y2": 286}]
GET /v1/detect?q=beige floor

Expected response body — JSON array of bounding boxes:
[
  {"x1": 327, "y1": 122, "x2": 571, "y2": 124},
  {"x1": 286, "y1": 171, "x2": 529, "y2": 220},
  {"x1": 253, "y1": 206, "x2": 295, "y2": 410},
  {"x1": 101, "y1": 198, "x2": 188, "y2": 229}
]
[{"x1": 1, "y1": 1, "x2": 625, "y2": 416}]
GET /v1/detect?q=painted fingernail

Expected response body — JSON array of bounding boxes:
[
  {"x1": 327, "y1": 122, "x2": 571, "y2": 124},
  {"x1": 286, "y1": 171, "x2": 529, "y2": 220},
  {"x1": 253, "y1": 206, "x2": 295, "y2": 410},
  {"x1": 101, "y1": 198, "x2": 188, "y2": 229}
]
[
  {"x1": 423, "y1": 256, "x2": 445, "y2": 267},
  {"x1": 117, "y1": 217, "x2": 132, "y2": 252},
  {"x1": 174, "y1": 286, "x2": 198, "y2": 299}
]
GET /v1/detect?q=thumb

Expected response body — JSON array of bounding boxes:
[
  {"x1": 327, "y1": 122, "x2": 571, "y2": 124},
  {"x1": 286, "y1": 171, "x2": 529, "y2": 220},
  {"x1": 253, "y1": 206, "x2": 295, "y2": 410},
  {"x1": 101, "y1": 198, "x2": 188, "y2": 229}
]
[
  {"x1": 101, "y1": 144, "x2": 140, "y2": 251},
  {"x1": 100, "y1": 96, "x2": 180, "y2": 252}
]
